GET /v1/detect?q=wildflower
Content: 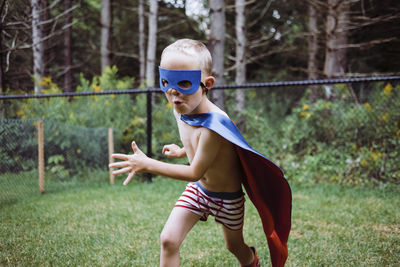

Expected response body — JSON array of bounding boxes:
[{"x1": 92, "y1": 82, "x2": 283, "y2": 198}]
[
  {"x1": 371, "y1": 152, "x2": 382, "y2": 161},
  {"x1": 110, "y1": 94, "x2": 116, "y2": 99},
  {"x1": 77, "y1": 148, "x2": 81, "y2": 154},
  {"x1": 383, "y1": 83, "x2": 393, "y2": 95},
  {"x1": 16, "y1": 110, "x2": 24, "y2": 117},
  {"x1": 300, "y1": 111, "x2": 311, "y2": 119},
  {"x1": 360, "y1": 159, "x2": 367, "y2": 167},
  {"x1": 105, "y1": 100, "x2": 110, "y2": 105},
  {"x1": 302, "y1": 104, "x2": 310, "y2": 110},
  {"x1": 39, "y1": 77, "x2": 52, "y2": 87},
  {"x1": 381, "y1": 112, "x2": 389, "y2": 123},
  {"x1": 363, "y1": 102, "x2": 371, "y2": 110},
  {"x1": 92, "y1": 84, "x2": 102, "y2": 92}
]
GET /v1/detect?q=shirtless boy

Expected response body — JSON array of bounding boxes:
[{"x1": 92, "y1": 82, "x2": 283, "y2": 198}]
[{"x1": 109, "y1": 39, "x2": 260, "y2": 266}]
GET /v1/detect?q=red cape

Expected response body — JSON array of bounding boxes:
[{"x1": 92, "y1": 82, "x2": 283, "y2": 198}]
[{"x1": 181, "y1": 112, "x2": 292, "y2": 267}]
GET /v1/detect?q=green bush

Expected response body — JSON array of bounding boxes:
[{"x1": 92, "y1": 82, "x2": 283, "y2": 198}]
[
  {"x1": 5, "y1": 68, "x2": 399, "y2": 185},
  {"x1": 0, "y1": 119, "x2": 37, "y2": 173},
  {"x1": 278, "y1": 83, "x2": 399, "y2": 185},
  {"x1": 7, "y1": 66, "x2": 148, "y2": 180},
  {"x1": 5, "y1": 66, "x2": 185, "y2": 180},
  {"x1": 15, "y1": 66, "x2": 139, "y2": 145},
  {"x1": 242, "y1": 83, "x2": 399, "y2": 185}
]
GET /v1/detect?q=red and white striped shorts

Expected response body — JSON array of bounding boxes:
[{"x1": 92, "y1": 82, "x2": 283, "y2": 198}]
[{"x1": 174, "y1": 182, "x2": 245, "y2": 231}]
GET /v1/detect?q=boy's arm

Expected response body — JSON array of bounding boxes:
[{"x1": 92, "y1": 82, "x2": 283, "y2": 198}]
[{"x1": 109, "y1": 129, "x2": 223, "y2": 185}]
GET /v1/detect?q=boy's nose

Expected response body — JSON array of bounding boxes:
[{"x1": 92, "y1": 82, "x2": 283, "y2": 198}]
[{"x1": 168, "y1": 88, "x2": 180, "y2": 95}]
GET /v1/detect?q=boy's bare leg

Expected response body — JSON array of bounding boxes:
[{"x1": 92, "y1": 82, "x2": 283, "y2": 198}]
[
  {"x1": 222, "y1": 225, "x2": 254, "y2": 266},
  {"x1": 160, "y1": 207, "x2": 201, "y2": 267}
]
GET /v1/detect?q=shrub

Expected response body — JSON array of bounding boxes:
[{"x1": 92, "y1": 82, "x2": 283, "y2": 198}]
[
  {"x1": 279, "y1": 83, "x2": 400, "y2": 185},
  {"x1": 0, "y1": 119, "x2": 37, "y2": 173},
  {"x1": 7, "y1": 67, "x2": 147, "y2": 180}
]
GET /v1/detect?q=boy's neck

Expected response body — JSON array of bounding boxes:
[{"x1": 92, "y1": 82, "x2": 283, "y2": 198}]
[
  {"x1": 183, "y1": 96, "x2": 211, "y2": 115},
  {"x1": 185, "y1": 98, "x2": 225, "y2": 116}
]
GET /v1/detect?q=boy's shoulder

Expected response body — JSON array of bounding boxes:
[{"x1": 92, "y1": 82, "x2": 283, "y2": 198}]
[{"x1": 208, "y1": 101, "x2": 229, "y2": 117}]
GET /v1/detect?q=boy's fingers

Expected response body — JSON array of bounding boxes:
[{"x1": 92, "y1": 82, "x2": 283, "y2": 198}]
[
  {"x1": 112, "y1": 167, "x2": 132, "y2": 175},
  {"x1": 131, "y1": 141, "x2": 142, "y2": 154},
  {"x1": 111, "y1": 153, "x2": 129, "y2": 160},
  {"x1": 109, "y1": 161, "x2": 130, "y2": 168},
  {"x1": 123, "y1": 171, "x2": 135, "y2": 186}
]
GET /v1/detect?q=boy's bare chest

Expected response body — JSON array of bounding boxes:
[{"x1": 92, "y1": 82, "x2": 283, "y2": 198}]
[{"x1": 177, "y1": 120, "x2": 201, "y2": 160}]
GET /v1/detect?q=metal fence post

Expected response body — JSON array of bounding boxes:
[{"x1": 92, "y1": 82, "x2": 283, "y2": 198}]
[
  {"x1": 108, "y1": 128, "x2": 114, "y2": 184},
  {"x1": 37, "y1": 120, "x2": 45, "y2": 194},
  {"x1": 145, "y1": 90, "x2": 153, "y2": 182}
]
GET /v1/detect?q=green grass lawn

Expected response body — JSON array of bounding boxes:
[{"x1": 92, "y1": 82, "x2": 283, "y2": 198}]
[{"x1": 0, "y1": 175, "x2": 399, "y2": 266}]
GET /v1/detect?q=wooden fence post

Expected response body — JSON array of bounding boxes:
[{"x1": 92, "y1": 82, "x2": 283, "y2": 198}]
[
  {"x1": 37, "y1": 120, "x2": 45, "y2": 194},
  {"x1": 108, "y1": 128, "x2": 114, "y2": 184}
]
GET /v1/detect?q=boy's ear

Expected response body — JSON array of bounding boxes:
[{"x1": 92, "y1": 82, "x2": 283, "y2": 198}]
[{"x1": 204, "y1": 76, "x2": 215, "y2": 89}]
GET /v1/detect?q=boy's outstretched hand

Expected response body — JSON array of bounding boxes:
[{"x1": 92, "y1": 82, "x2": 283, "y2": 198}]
[{"x1": 109, "y1": 141, "x2": 148, "y2": 186}]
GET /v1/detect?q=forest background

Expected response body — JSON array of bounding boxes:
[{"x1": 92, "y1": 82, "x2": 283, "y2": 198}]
[{"x1": 1, "y1": 0, "x2": 400, "y2": 185}]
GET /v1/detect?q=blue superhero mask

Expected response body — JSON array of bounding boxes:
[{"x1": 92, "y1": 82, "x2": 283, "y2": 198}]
[{"x1": 159, "y1": 67, "x2": 202, "y2": 95}]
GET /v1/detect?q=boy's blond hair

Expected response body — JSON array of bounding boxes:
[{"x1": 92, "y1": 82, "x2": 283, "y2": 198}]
[{"x1": 161, "y1": 39, "x2": 212, "y2": 77}]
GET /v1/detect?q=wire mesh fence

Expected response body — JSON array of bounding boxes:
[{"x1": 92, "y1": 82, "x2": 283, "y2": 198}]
[
  {"x1": 0, "y1": 118, "x2": 110, "y2": 207},
  {"x1": 1, "y1": 76, "x2": 399, "y2": 208}
]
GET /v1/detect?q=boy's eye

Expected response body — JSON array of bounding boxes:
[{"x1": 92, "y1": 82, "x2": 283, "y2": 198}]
[
  {"x1": 162, "y1": 79, "x2": 168, "y2": 87},
  {"x1": 177, "y1": 80, "x2": 192, "y2": 89}
]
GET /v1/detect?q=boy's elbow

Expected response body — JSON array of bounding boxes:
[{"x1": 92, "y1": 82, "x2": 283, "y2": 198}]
[
  {"x1": 188, "y1": 175, "x2": 202, "y2": 183},
  {"x1": 175, "y1": 165, "x2": 205, "y2": 182},
  {"x1": 187, "y1": 168, "x2": 205, "y2": 182}
]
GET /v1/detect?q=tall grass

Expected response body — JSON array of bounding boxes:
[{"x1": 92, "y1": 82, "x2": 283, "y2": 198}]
[{"x1": 0, "y1": 176, "x2": 399, "y2": 266}]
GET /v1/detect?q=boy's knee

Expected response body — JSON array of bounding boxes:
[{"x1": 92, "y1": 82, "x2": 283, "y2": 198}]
[{"x1": 160, "y1": 231, "x2": 180, "y2": 252}]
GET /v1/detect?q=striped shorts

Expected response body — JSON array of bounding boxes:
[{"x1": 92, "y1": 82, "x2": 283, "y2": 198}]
[{"x1": 174, "y1": 182, "x2": 245, "y2": 231}]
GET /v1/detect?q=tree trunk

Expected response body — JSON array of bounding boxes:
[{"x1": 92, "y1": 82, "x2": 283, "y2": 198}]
[
  {"x1": 32, "y1": 0, "x2": 46, "y2": 94},
  {"x1": 234, "y1": 0, "x2": 246, "y2": 130},
  {"x1": 323, "y1": 0, "x2": 349, "y2": 99},
  {"x1": 307, "y1": 0, "x2": 319, "y2": 102},
  {"x1": 324, "y1": 0, "x2": 349, "y2": 78},
  {"x1": 209, "y1": 0, "x2": 225, "y2": 110},
  {"x1": 0, "y1": 29, "x2": 3, "y2": 95},
  {"x1": 0, "y1": 8, "x2": 4, "y2": 96},
  {"x1": 0, "y1": 0, "x2": 4, "y2": 117},
  {"x1": 145, "y1": 0, "x2": 158, "y2": 87},
  {"x1": 63, "y1": 0, "x2": 73, "y2": 92},
  {"x1": 138, "y1": 0, "x2": 146, "y2": 86},
  {"x1": 101, "y1": 0, "x2": 112, "y2": 72}
]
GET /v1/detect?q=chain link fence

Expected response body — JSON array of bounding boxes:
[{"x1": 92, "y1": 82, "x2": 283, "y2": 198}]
[
  {"x1": 0, "y1": 118, "x2": 110, "y2": 207},
  {"x1": 1, "y1": 76, "x2": 400, "y2": 208}
]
